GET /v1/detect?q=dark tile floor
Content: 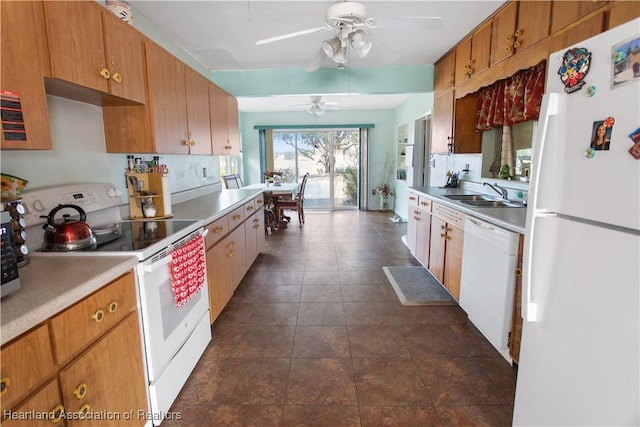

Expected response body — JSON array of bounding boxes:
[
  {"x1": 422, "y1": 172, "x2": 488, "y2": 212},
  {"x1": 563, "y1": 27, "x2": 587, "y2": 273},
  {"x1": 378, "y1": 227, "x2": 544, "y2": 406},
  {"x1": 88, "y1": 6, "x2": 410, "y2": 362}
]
[{"x1": 167, "y1": 211, "x2": 517, "y2": 426}]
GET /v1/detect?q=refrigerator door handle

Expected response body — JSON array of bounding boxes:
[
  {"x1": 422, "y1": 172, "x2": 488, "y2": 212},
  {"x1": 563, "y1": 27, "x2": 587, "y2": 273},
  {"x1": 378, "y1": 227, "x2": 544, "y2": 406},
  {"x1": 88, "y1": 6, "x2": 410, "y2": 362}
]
[{"x1": 529, "y1": 92, "x2": 559, "y2": 214}]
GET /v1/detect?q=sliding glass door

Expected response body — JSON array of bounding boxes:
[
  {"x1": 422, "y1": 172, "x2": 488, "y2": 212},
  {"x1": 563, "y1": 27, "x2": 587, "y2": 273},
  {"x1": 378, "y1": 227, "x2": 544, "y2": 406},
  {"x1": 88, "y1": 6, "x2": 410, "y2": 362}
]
[{"x1": 272, "y1": 129, "x2": 360, "y2": 210}]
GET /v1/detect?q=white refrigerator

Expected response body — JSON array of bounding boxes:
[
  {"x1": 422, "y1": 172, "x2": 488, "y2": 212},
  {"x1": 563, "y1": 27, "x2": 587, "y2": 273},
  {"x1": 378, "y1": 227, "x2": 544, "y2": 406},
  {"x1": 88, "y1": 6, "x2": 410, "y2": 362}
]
[{"x1": 513, "y1": 19, "x2": 640, "y2": 426}]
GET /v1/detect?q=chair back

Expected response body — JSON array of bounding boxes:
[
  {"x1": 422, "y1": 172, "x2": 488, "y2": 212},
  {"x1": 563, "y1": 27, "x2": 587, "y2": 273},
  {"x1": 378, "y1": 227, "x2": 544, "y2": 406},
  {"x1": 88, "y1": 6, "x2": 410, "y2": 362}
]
[
  {"x1": 222, "y1": 174, "x2": 242, "y2": 189},
  {"x1": 297, "y1": 173, "x2": 309, "y2": 201}
]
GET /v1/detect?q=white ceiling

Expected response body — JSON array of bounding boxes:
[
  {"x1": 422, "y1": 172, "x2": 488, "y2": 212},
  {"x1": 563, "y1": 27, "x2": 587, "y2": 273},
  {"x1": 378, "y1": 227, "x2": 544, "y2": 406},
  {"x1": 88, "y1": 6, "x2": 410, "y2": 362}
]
[{"x1": 128, "y1": 0, "x2": 505, "y2": 113}]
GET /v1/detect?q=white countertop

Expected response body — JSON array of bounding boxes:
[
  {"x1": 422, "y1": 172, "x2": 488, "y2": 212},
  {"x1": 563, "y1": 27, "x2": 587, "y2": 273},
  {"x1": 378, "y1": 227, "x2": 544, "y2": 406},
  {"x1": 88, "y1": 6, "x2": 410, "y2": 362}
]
[
  {"x1": 171, "y1": 188, "x2": 263, "y2": 224},
  {"x1": 409, "y1": 186, "x2": 527, "y2": 234},
  {"x1": 1, "y1": 256, "x2": 138, "y2": 345}
]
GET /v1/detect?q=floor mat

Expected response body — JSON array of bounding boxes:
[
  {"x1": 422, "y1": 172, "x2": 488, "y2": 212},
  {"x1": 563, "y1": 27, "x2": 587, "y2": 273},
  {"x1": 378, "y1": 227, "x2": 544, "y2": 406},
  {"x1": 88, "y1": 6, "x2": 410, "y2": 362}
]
[{"x1": 383, "y1": 266, "x2": 457, "y2": 306}]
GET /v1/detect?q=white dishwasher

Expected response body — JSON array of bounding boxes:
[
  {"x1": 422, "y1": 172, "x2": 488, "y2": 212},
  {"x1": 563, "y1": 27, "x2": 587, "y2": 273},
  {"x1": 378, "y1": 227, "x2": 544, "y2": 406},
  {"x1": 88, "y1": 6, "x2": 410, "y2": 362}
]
[{"x1": 460, "y1": 216, "x2": 519, "y2": 362}]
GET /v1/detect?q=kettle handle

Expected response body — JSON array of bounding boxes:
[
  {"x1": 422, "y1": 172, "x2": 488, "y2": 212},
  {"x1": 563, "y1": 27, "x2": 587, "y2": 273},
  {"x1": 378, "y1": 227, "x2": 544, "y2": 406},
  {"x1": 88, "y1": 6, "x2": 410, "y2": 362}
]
[{"x1": 47, "y1": 204, "x2": 87, "y2": 229}]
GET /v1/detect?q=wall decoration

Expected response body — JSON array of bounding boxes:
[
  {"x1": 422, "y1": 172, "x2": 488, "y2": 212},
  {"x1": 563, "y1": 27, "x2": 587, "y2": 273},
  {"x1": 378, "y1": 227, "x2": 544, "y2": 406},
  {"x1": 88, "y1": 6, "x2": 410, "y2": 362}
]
[
  {"x1": 611, "y1": 35, "x2": 640, "y2": 89},
  {"x1": 558, "y1": 48, "x2": 591, "y2": 93},
  {"x1": 590, "y1": 120, "x2": 614, "y2": 151}
]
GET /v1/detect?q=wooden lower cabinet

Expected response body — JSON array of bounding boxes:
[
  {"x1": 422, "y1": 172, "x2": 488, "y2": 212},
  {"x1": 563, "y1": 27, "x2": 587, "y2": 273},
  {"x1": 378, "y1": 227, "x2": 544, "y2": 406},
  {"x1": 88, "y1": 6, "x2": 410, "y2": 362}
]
[
  {"x1": 428, "y1": 203, "x2": 465, "y2": 300},
  {"x1": 0, "y1": 272, "x2": 148, "y2": 426},
  {"x1": 206, "y1": 195, "x2": 264, "y2": 323},
  {"x1": 58, "y1": 312, "x2": 147, "y2": 426},
  {"x1": 406, "y1": 193, "x2": 420, "y2": 255},
  {"x1": 2, "y1": 379, "x2": 63, "y2": 427}
]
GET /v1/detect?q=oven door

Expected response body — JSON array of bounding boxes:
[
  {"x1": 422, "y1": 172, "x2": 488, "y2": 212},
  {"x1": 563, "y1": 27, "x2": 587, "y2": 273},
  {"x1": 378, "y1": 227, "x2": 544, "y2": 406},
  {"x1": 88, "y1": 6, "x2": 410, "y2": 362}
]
[{"x1": 136, "y1": 246, "x2": 210, "y2": 382}]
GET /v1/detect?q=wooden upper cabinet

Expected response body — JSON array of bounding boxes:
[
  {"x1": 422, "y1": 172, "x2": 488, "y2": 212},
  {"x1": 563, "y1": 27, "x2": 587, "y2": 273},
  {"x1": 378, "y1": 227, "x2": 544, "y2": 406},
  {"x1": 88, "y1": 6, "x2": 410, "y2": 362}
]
[
  {"x1": 1, "y1": 1, "x2": 52, "y2": 150},
  {"x1": 43, "y1": 1, "x2": 146, "y2": 105},
  {"x1": 209, "y1": 83, "x2": 240, "y2": 155},
  {"x1": 101, "y1": 10, "x2": 146, "y2": 104},
  {"x1": 452, "y1": 93, "x2": 482, "y2": 154},
  {"x1": 226, "y1": 94, "x2": 240, "y2": 154},
  {"x1": 548, "y1": 11, "x2": 604, "y2": 54},
  {"x1": 184, "y1": 68, "x2": 213, "y2": 155},
  {"x1": 455, "y1": 21, "x2": 492, "y2": 83},
  {"x1": 44, "y1": 1, "x2": 109, "y2": 94},
  {"x1": 551, "y1": 1, "x2": 607, "y2": 33},
  {"x1": 490, "y1": 1, "x2": 551, "y2": 66},
  {"x1": 607, "y1": 1, "x2": 640, "y2": 29},
  {"x1": 434, "y1": 51, "x2": 455, "y2": 94},
  {"x1": 431, "y1": 91, "x2": 454, "y2": 154},
  {"x1": 146, "y1": 42, "x2": 190, "y2": 154},
  {"x1": 454, "y1": 37, "x2": 473, "y2": 84}
]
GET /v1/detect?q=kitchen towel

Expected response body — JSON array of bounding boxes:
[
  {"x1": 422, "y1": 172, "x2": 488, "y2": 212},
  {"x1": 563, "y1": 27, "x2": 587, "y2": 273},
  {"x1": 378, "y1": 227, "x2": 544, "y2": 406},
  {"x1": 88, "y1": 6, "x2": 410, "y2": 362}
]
[{"x1": 170, "y1": 234, "x2": 206, "y2": 308}]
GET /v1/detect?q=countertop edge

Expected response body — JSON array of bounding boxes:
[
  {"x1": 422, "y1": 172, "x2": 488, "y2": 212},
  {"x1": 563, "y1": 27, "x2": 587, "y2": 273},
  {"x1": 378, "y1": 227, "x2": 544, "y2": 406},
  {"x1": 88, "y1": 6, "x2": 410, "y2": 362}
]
[
  {"x1": 1, "y1": 256, "x2": 138, "y2": 346},
  {"x1": 408, "y1": 186, "x2": 526, "y2": 234}
]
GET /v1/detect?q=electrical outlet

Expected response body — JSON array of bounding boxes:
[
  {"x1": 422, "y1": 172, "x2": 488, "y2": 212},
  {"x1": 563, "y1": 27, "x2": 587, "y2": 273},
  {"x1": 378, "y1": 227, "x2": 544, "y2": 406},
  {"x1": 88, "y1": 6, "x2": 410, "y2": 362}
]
[{"x1": 202, "y1": 167, "x2": 207, "y2": 178}]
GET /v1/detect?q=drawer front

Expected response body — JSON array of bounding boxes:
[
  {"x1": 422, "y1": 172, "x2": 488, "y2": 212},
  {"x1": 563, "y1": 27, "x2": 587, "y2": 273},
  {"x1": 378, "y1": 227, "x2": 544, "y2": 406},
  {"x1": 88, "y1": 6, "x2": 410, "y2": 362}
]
[
  {"x1": 227, "y1": 206, "x2": 245, "y2": 229},
  {"x1": 253, "y1": 194, "x2": 264, "y2": 210},
  {"x1": 408, "y1": 192, "x2": 419, "y2": 207},
  {"x1": 49, "y1": 272, "x2": 136, "y2": 365},
  {"x1": 431, "y1": 201, "x2": 465, "y2": 228},
  {"x1": 244, "y1": 199, "x2": 257, "y2": 216},
  {"x1": 0, "y1": 324, "x2": 55, "y2": 412},
  {"x1": 205, "y1": 216, "x2": 228, "y2": 249},
  {"x1": 418, "y1": 196, "x2": 432, "y2": 211}
]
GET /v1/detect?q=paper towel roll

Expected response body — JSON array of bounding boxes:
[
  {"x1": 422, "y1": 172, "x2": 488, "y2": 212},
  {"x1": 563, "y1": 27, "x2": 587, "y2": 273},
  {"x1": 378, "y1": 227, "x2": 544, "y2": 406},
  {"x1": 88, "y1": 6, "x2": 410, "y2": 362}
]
[{"x1": 162, "y1": 174, "x2": 172, "y2": 216}]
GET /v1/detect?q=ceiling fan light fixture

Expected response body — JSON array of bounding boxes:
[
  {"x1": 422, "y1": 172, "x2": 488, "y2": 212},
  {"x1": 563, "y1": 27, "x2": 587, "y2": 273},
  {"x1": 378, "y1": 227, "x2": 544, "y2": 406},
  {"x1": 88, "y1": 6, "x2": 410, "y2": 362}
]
[
  {"x1": 307, "y1": 103, "x2": 324, "y2": 116},
  {"x1": 322, "y1": 36, "x2": 347, "y2": 63}
]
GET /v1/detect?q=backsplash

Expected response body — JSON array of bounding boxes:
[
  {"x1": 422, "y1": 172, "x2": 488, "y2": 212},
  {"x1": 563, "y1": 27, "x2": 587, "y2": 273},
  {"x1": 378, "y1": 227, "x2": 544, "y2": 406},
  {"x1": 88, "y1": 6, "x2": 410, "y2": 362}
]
[{"x1": 0, "y1": 96, "x2": 221, "y2": 201}]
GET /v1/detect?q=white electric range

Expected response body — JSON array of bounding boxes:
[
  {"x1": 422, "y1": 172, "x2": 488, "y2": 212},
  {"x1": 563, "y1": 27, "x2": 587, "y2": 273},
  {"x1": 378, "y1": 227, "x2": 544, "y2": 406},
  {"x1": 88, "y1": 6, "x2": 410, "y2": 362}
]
[{"x1": 22, "y1": 183, "x2": 211, "y2": 426}]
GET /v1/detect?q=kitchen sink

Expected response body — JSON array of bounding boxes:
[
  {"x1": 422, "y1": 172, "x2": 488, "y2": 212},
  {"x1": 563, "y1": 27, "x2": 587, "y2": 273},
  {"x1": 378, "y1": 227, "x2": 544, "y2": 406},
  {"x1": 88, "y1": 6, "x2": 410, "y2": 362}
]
[
  {"x1": 461, "y1": 200, "x2": 525, "y2": 208},
  {"x1": 444, "y1": 194, "x2": 498, "y2": 202}
]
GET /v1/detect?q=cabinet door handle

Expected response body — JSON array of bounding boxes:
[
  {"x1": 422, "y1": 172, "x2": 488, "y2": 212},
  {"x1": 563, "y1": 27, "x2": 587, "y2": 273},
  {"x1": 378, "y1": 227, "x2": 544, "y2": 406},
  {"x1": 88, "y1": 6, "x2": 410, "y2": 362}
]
[
  {"x1": 92, "y1": 309, "x2": 105, "y2": 323},
  {"x1": 100, "y1": 67, "x2": 111, "y2": 79},
  {"x1": 227, "y1": 241, "x2": 235, "y2": 249},
  {"x1": 50, "y1": 404, "x2": 65, "y2": 423},
  {"x1": 228, "y1": 249, "x2": 236, "y2": 258},
  {"x1": 0, "y1": 376, "x2": 10, "y2": 396},
  {"x1": 112, "y1": 72, "x2": 122, "y2": 83},
  {"x1": 107, "y1": 301, "x2": 118, "y2": 313},
  {"x1": 513, "y1": 40, "x2": 521, "y2": 49},
  {"x1": 79, "y1": 403, "x2": 91, "y2": 419},
  {"x1": 514, "y1": 28, "x2": 523, "y2": 37},
  {"x1": 73, "y1": 383, "x2": 88, "y2": 399}
]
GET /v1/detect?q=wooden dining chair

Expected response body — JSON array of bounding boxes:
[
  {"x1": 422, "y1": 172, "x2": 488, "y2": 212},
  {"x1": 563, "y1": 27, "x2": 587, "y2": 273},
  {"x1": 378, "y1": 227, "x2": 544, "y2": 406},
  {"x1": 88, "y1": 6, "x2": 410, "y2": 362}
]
[
  {"x1": 276, "y1": 173, "x2": 309, "y2": 227},
  {"x1": 222, "y1": 174, "x2": 242, "y2": 189}
]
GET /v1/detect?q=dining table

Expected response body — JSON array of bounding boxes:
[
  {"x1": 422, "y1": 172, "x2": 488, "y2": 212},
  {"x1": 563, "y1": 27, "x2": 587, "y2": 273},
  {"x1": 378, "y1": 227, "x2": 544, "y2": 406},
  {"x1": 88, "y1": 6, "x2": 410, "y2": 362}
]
[
  {"x1": 241, "y1": 182, "x2": 300, "y2": 230},
  {"x1": 242, "y1": 182, "x2": 299, "y2": 198}
]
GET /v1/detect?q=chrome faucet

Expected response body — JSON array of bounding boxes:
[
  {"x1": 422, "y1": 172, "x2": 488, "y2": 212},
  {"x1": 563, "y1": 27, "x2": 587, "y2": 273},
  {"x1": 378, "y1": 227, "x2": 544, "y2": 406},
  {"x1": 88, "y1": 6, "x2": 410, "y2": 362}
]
[{"x1": 484, "y1": 182, "x2": 508, "y2": 199}]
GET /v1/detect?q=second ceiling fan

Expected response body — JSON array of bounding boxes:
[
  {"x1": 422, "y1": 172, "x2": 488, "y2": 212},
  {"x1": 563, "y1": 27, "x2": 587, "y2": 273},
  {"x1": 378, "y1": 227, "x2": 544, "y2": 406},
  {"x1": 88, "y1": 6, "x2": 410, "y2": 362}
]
[{"x1": 256, "y1": 1, "x2": 443, "y2": 68}]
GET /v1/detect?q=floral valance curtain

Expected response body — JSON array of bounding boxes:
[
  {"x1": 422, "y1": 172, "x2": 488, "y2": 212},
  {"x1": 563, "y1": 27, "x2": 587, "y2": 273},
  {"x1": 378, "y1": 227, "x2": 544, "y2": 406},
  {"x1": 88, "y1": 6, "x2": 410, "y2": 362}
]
[{"x1": 476, "y1": 61, "x2": 546, "y2": 131}]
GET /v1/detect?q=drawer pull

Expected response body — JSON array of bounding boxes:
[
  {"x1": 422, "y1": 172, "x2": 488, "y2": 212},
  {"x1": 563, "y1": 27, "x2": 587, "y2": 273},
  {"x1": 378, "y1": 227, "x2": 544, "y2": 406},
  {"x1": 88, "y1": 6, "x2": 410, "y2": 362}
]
[
  {"x1": 79, "y1": 403, "x2": 91, "y2": 419},
  {"x1": 0, "y1": 376, "x2": 10, "y2": 396},
  {"x1": 108, "y1": 301, "x2": 118, "y2": 314},
  {"x1": 73, "y1": 383, "x2": 88, "y2": 399},
  {"x1": 214, "y1": 226, "x2": 224, "y2": 234},
  {"x1": 246, "y1": 205, "x2": 254, "y2": 211},
  {"x1": 92, "y1": 309, "x2": 105, "y2": 323},
  {"x1": 232, "y1": 214, "x2": 242, "y2": 220},
  {"x1": 50, "y1": 404, "x2": 65, "y2": 423},
  {"x1": 256, "y1": 199, "x2": 263, "y2": 205}
]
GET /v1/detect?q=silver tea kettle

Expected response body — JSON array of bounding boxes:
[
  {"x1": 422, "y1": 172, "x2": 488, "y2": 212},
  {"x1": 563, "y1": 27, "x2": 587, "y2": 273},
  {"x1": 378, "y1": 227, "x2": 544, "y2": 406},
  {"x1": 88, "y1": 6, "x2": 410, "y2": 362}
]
[{"x1": 41, "y1": 204, "x2": 97, "y2": 251}]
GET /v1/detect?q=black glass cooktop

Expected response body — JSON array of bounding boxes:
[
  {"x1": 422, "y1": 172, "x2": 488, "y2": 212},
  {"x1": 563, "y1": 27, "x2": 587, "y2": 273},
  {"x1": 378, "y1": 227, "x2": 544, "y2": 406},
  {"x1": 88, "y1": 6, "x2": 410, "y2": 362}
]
[{"x1": 92, "y1": 220, "x2": 199, "y2": 252}]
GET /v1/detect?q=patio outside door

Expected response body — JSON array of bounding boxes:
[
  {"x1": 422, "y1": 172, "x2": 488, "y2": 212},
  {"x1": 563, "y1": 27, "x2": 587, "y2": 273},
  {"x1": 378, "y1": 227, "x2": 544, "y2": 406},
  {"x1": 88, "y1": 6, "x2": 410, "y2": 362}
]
[{"x1": 272, "y1": 129, "x2": 360, "y2": 210}]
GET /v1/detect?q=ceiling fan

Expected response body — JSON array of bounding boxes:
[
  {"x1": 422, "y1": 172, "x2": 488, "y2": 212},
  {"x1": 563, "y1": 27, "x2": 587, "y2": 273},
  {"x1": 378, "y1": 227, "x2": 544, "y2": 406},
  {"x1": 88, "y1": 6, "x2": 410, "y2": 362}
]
[
  {"x1": 256, "y1": 1, "x2": 443, "y2": 68},
  {"x1": 290, "y1": 96, "x2": 339, "y2": 116}
]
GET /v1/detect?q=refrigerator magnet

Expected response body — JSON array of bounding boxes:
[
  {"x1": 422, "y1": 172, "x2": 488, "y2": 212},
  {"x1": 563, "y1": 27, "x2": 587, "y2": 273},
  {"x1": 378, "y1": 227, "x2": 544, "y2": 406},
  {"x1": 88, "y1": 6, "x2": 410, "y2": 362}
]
[
  {"x1": 558, "y1": 48, "x2": 591, "y2": 94},
  {"x1": 586, "y1": 86, "x2": 596, "y2": 97},
  {"x1": 590, "y1": 120, "x2": 613, "y2": 151},
  {"x1": 585, "y1": 147, "x2": 596, "y2": 159},
  {"x1": 628, "y1": 128, "x2": 640, "y2": 160},
  {"x1": 611, "y1": 35, "x2": 640, "y2": 89}
]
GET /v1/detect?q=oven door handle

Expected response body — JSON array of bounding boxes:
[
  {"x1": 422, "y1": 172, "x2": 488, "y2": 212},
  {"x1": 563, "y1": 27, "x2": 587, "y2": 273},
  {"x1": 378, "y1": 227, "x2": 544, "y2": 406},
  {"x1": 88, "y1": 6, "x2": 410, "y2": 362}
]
[{"x1": 142, "y1": 254, "x2": 173, "y2": 274}]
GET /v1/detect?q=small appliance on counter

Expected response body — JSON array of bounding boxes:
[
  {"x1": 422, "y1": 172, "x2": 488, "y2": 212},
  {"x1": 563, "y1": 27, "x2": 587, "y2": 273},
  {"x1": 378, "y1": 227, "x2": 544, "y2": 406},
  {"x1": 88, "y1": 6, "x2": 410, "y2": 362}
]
[
  {"x1": 1, "y1": 199, "x2": 29, "y2": 267},
  {"x1": 1, "y1": 211, "x2": 21, "y2": 297}
]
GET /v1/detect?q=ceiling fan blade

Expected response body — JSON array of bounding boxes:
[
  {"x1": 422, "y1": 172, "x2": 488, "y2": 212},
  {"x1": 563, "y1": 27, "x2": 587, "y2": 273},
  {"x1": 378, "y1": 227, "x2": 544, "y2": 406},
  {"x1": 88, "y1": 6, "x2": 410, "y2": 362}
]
[
  {"x1": 305, "y1": 47, "x2": 330, "y2": 72},
  {"x1": 256, "y1": 26, "x2": 330, "y2": 45},
  {"x1": 367, "y1": 16, "x2": 444, "y2": 30}
]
